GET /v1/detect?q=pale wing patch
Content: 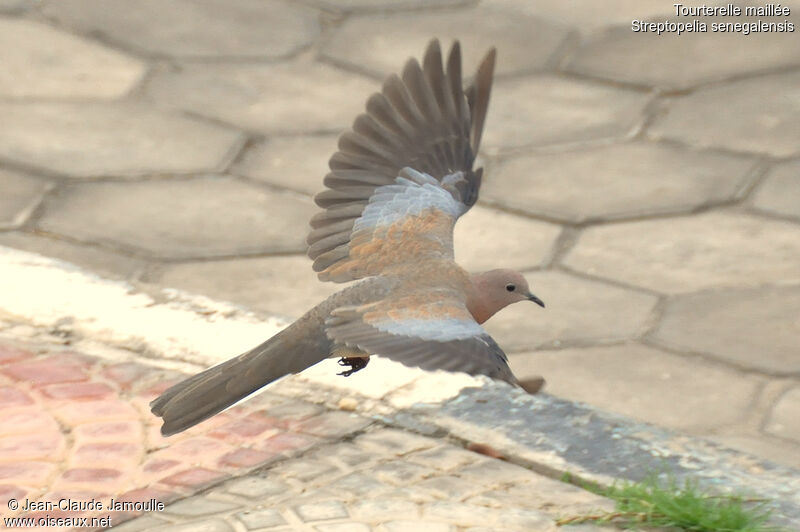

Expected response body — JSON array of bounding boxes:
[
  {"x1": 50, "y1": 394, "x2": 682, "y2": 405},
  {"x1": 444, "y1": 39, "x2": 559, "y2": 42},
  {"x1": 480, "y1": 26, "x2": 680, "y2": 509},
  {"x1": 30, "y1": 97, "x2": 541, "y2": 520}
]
[
  {"x1": 371, "y1": 317, "x2": 484, "y2": 341},
  {"x1": 316, "y1": 169, "x2": 469, "y2": 282},
  {"x1": 354, "y1": 168, "x2": 467, "y2": 233}
]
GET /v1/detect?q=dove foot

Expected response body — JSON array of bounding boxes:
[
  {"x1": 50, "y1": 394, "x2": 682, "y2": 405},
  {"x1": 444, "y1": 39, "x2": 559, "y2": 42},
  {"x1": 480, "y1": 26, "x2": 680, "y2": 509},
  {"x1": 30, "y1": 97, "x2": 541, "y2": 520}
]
[{"x1": 337, "y1": 356, "x2": 369, "y2": 377}]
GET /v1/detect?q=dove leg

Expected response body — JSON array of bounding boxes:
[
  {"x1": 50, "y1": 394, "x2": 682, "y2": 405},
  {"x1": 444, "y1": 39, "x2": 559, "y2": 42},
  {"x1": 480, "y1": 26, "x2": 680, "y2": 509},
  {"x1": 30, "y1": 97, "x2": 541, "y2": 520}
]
[{"x1": 333, "y1": 346, "x2": 370, "y2": 377}]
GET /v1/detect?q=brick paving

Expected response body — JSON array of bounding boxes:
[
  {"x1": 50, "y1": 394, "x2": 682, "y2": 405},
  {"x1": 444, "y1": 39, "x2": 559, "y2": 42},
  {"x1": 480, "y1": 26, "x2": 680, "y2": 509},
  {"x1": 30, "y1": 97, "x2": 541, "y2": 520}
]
[
  {"x1": 0, "y1": 0, "x2": 799, "y2": 528},
  {"x1": 0, "y1": 341, "x2": 611, "y2": 531}
]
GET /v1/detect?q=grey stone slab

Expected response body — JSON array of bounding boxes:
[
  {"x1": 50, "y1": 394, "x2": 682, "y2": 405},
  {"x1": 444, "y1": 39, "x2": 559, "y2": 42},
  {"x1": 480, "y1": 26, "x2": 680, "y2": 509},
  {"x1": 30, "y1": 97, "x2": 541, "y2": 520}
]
[
  {"x1": 568, "y1": 12, "x2": 800, "y2": 89},
  {"x1": 233, "y1": 136, "x2": 338, "y2": 196},
  {"x1": 713, "y1": 434, "x2": 800, "y2": 469},
  {"x1": 38, "y1": 177, "x2": 316, "y2": 259},
  {"x1": 163, "y1": 496, "x2": 238, "y2": 516},
  {"x1": 153, "y1": 255, "x2": 339, "y2": 320},
  {"x1": 509, "y1": 343, "x2": 761, "y2": 433},
  {"x1": 564, "y1": 212, "x2": 800, "y2": 293},
  {"x1": 454, "y1": 205, "x2": 561, "y2": 272},
  {"x1": 483, "y1": 271, "x2": 658, "y2": 352},
  {"x1": 322, "y1": 5, "x2": 571, "y2": 78},
  {"x1": 294, "y1": 500, "x2": 348, "y2": 522},
  {"x1": 0, "y1": 0, "x2": 36, "y2": 11},
  {"x1": 753, "y1": 161, "x2": 800, "y2": 220},
  {"x1": 652, "y1": 285, "x2": 800, "y2": 375},
  {"x1": 0, "y1": 18, "x2": 145, "y2": 99},
  {"x1": 485, "y1": 142, "x2": 756, "y2": 223},
  {"x1": 236, "y1": 508, "x2": 286, "y2": 529},
  {"x1": 42, "y1": 0, "x2": 321, "y2": 59},
  {"x1": 0, "y1": 102, "x2": 241, "y2": 177},
  {"x1": 145, "y1": 61, "x2": 377, "y2": 134},
  {"x1": 430, "y1": 387, "x2": 800, "y2": 528},
  {"x1": 0, "y1": 170, "x2": 50, "y2": 229},
  {"x1": 767, "y1": 387, "x2": 800, "y2": 442},
  {"x1": 0, "y1": 232, "x2": 146, "y2": 280},
  {"x1": 481, "y1": 76, "x2": 649, "y2": 153},
  {"x1": 649, "y1": 72, "x2": 800, "y2": 158}
]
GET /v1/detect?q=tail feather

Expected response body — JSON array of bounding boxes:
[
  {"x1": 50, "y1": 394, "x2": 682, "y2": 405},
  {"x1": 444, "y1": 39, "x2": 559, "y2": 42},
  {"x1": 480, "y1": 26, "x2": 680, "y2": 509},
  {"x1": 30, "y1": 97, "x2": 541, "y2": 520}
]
[{"x1": 151, "y1": 334, "x2": 299, "y2": 436}]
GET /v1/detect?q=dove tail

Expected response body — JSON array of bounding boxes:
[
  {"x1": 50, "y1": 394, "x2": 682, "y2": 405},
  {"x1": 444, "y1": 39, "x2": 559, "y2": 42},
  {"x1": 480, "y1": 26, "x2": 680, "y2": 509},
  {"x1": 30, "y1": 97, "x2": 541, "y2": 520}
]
[{"x1": 150, "y1": 331, "x2": 307, "y2": 436}]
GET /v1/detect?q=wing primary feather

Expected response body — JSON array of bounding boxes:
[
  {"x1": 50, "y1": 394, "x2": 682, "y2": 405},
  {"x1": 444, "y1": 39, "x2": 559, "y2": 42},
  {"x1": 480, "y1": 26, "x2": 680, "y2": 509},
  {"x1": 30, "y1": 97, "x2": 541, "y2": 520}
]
[{"x1": 466, "y1": 47, "x2": 496, "y2": 156}]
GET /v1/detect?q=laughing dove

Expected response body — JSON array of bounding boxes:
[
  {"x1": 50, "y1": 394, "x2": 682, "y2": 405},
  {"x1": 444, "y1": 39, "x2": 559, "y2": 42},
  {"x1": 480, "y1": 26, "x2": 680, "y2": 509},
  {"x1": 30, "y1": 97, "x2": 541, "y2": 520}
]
[{"x1": 151, "y1": 39, "x2": 545, "y2": 436}]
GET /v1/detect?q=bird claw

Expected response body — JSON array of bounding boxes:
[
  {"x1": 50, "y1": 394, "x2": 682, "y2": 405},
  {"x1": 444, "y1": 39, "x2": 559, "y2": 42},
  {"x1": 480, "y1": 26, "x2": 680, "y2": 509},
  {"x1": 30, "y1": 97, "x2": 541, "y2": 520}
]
[{"x1": 337, "y1": 357, "x2": 368, "y2": 377}]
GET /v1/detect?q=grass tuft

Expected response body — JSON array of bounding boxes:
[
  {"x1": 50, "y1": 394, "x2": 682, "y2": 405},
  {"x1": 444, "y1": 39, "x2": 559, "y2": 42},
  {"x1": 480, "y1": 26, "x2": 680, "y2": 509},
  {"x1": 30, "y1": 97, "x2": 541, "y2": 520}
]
[{"x1": 557, "y1": 473, "x2": 783, "y2": 531}]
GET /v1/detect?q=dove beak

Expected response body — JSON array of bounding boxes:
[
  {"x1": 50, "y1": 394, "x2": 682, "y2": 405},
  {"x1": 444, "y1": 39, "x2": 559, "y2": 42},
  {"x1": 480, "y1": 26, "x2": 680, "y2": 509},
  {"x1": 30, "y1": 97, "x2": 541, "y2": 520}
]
[{"x1": 526, "y1": 293, "x2": 545, "y2": 308}]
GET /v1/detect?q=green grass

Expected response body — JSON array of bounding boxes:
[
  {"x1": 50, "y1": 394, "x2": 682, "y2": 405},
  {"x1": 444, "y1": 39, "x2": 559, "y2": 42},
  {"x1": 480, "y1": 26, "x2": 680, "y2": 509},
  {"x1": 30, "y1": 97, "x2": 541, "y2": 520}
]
[{"x1": 557, "y1": 473, "x2": 783, "y2": 532}]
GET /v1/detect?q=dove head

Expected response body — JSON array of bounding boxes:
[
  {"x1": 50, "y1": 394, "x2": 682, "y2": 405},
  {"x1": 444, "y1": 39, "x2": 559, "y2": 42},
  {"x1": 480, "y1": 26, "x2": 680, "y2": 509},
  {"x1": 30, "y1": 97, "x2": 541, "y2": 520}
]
[{"x1": 466, "y1": 269, "x2": 545, "y2": 324}]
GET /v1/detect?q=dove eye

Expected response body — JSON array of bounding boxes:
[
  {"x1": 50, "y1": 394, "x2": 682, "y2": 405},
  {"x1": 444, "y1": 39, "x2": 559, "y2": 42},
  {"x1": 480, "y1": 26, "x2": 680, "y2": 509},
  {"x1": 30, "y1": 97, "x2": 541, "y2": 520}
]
[{"x1": 505, "y1": 284, "x2": 516, "y2": 292}]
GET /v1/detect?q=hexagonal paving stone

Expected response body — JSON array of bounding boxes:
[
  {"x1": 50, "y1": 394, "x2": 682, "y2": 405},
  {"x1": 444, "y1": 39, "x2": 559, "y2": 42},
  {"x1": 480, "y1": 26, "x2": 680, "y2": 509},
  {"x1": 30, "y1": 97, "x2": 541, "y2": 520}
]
[
  {"x1": 0, "y1": 232, "x2": 146, "y2": 281},
  {"x1": 322, "y1": 5, "x2": 572, "y2": 78},
  {"x1": 649, "y1": 71, "x2": 800, "y2": 158},
  {"x1": 0, "y1": 19, "x2": 145, "y2": 99},
  {"x1": 766, "y1": 386, "x2": 800, "y2": 443},
  {"x1": 454, "y1": 205, "x2": 561, "y2": 272},
  {"x1": 0, "y1": 170, "x2": 50, "y2": 229},
  {"x1": 491, "y1": 0, "x2": 679, "y2": 32},
  {"x1": 154, "y1": 255, "x2": 340, "y2": 319},
  {"x1": 712, "y1": 434, "x2": 800, "y2": 469},
  {"x1": 233, "y1": 136, "x2": 338, "y2": 196},
  {"x1": 481, "y1": 76, "x2": 650, "y2": 153},
  {"x1": 482, "y1": 271, "x2": 658, "y2": 352},
  {"x1": 38, "y1": 177, "x2": 317, "y2": 259},
  {"x1": 564, "y1": 212, "x2": 800, "y2": 293},
  {"x1": 508, "y1": 343, "x2": 761, "y2": 433},
  {"x1": 145, "y1": 61, "x2": 377, "y2": 134},
  {"x1": 567, "y1": 12, "x2": 800, "y2": 89},
  {"x1": 0, "y1": 102, "x2": 242, "y2": 177},
  {"x1": 318, "y1": 0, "x2": 470, "y2": 9},
  {"x1": 42, "y1": 0, "x2": 321, "y2": 59},
  {"x1": 652, "y1": 284, "x2": 800, "y2": 375},
  {"x1": 0, "y1": 0, "x2": 36, "y2": 11},
  {"x1": 485, "y1": 142, "x2": 756, "y2": 223},
  {"x1": 752, "y1": 161, "x2": 800, "y2": 221}
]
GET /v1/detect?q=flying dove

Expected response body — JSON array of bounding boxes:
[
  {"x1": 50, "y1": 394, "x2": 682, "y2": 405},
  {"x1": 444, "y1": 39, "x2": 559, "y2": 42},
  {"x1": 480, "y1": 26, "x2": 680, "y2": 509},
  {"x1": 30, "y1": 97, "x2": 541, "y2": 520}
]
[{"x1": 151, "y1": 39, "x2": 545, "y2": 436}]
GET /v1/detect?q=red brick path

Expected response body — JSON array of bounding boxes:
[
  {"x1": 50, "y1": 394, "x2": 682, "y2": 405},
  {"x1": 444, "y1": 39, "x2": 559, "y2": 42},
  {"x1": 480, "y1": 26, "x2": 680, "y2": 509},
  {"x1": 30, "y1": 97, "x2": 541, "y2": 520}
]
[{"x1": 0, "y1": 342, "x2": 323, "y2": 529}]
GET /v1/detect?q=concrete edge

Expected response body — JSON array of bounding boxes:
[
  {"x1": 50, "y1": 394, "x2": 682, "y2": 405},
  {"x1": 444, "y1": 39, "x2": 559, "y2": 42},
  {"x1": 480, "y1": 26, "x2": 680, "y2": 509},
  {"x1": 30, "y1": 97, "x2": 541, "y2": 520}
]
[{"x1": 1, "y1": 244, "x2": 798, "y2": 527}]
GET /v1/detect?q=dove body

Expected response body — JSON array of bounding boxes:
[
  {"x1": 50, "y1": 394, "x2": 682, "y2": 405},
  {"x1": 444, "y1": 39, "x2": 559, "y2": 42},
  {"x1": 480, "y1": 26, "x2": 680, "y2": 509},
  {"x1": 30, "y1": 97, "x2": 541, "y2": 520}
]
[{"x1": 151, "y1": 39, "x2": 545, "y2": 436}]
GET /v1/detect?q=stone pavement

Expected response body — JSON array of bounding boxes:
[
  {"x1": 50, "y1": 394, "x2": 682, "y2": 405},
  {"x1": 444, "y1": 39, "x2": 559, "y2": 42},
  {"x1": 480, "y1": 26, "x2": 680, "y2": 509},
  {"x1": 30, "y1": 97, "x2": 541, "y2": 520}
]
[
  {"x1": 0, "y1": 332, "x2": 615, "y2": 532},
  {"x1": 0, "y1": 0, "x2": 799, "y2": 527}
]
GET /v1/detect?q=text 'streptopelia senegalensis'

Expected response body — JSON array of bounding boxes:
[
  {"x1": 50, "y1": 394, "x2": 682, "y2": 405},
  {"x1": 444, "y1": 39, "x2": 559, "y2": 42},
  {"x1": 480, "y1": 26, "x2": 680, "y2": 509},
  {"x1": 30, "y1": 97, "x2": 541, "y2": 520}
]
[{"x1": 151, "y1": 39, "x2": 545, "y2": 436}]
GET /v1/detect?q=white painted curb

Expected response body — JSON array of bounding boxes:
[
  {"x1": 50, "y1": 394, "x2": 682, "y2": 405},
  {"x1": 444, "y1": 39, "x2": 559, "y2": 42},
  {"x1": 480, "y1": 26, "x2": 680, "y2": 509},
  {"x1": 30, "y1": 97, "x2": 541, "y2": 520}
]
[{"x1": 0, "y1": 245, "x2": 483, "y2": 408}]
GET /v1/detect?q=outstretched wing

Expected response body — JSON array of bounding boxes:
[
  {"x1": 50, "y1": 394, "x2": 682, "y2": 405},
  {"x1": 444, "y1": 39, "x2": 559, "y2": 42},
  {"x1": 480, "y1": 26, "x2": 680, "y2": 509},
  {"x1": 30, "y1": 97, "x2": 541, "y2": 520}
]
[
  {"x1": 308, "y1": 38, "x2": 497, "y2": 283},
  {"x1": 326, "y1": 286, "x2": 518, "y2": 384}
]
